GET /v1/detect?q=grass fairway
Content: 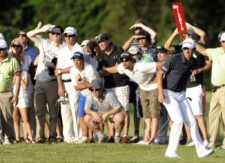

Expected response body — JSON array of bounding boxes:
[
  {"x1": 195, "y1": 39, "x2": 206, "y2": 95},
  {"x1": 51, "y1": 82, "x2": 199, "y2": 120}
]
[{"x1": 0, "y1": 92, "x2": 224, "y2": 162}]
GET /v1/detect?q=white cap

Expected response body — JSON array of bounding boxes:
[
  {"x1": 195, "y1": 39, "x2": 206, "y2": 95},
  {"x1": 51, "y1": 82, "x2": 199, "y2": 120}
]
[
  {"x1": 81, "y1": 40, "x2": 89, "y2": 46},
  {"x1": 0, "y1": 39, "x2": 7, "y2": 49},
  {"x1": 63, "y1": 27, "x2": 77, "y2": 35},
  {"x1": 182, "y1": 38, "x2": 196, "y2": 49},
  {"x1": 220, "y1": 33, "x2": 225, "y2": 42},
  {"x1": 0, "y1": 33, "x2": 5, "y2": 40},
  {"x1": 128, "y1": 46, "x2": 141, "y2": 55}
]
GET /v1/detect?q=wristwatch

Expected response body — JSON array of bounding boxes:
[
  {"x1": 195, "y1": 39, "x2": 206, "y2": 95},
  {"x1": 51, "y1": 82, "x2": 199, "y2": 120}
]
[{"x1": 58, "y1": 69, "x2": 62, "y2": 75}]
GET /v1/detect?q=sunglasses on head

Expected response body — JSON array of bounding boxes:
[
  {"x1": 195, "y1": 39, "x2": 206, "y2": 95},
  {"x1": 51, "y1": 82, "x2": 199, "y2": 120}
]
[
  {"x1": 90, "y1": 88, "x2": 100, "y2": 92},
  {"x1": 64, "y1": 34, "x2": 76, "y2": 38},
  {"x1": 11, "y1": 44, "x2": 22, "y2": 48},
  {"x1": 51, "y1": 32, "x2": 61, "y2": 36}
]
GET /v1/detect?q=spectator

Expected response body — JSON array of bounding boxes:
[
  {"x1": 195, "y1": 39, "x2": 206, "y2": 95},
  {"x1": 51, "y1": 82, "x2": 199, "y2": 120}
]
[
  {"x1": 84, "y1": 80, "x2": 125, "y2": 143},
  {"x1": 0, "y1": 39, "x2": 20, "y2": 144},
  {"x1": 27, "y1": 24, "x2": 65, "y2": 143},
  {"x1": 196, "y1": 31, "x2": 225, "y2": 149},
  {"x1": 55, "y1": 27, "x2": 83, "y2": 143},
  {"x1": 97, "y1": 33, "x2": 130, "y2": 143}
]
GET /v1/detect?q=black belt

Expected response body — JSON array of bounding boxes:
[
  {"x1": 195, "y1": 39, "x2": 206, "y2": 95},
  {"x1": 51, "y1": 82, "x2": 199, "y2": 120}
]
[
  {"x1": 212, "y1": 84, "x2": 225, "y2": 92},
  {"x1": 62, "y1": 79, "x2": 71, "y2": 82}
]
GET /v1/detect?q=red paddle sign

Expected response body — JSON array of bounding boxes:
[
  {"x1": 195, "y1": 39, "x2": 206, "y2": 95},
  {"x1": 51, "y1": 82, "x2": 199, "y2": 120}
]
[{"x1": 172, "y1": 2, "x2": 187, "y2": 34}]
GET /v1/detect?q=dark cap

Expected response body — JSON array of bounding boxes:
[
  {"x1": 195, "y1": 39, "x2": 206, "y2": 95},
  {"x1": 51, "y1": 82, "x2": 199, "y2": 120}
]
[
  {"x1": 186, "y1": 27, "x2": 195, "y2": 36},
  {"x1": 71, "y1": 51, "x2": 84, "y2": 60},
  {"x1": 120, "y1": 52, "x2": 133, "y2": 61},
  {"x1": 89, "y1": 80, "x2": 104, "y2": 90},
  {"x1": 95, "y1": 33, "x2": 110, "y2": 42},
  {"x1": 156, "y1": 45, "x2": 168, "y2": 53}
]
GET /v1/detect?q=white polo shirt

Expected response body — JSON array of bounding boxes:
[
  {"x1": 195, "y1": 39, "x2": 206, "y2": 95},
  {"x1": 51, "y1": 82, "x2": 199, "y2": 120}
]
[
  {"x1": 117, "y1": 61, "x2": 157, "y2": 91},
  {"x1": 70, "y1": 62, "x2": 97, "y2": 96},
  {"x1": 34, "y1": 37, "x2": 65, "y2": 82},
  {"x1": 57, "y1": 43, "x2": 83, "y2": 80}
]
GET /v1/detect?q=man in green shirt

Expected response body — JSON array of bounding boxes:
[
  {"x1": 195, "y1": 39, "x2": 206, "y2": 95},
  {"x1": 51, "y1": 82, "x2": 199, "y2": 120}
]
[
  {"x1": 196, "y1": 32, "x2": 225, "y2": 149},
  {"x1": 0, "y1": 39, "x2": 20, "y2": 144}
]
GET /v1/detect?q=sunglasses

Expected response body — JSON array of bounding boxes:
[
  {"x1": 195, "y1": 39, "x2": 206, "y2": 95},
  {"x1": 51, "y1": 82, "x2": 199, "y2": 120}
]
[
  {"x1": 221, "y1": 41, "x2": 225, "y2": 43},
  {"x1": 19, "y1": 34, "x2": 27, "y2": 37},
  {"x1": 121, "y1": 59, "x2": 130, "y2": 62},
  {"x1": 90, "y1": 88, "x2": 100, "y2": 92},
  {"x1": 51, "y1": 32, "x2": 61, "y2": 36},
  {"x1": 134, "y1": 27, "x2": 142, "y2": 31},
  {"x1": 11, "y1": 44, "x2": 22, "y2": 48},
  {"x1": 0, "y1": 48, "x2": 6, "y2": 51},
  {"x1": 64, "y1": 34, "x2": 76, "y2": 38}
]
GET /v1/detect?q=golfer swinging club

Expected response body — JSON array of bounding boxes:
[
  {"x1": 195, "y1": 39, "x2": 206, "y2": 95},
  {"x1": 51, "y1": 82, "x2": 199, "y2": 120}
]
[{"x1": 157, "y1": 38, "x2": 214, "y2": 158}]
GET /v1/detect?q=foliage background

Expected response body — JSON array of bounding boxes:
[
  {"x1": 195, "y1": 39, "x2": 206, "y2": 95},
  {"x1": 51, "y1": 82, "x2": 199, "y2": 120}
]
[{"x1": 0, "y1": 0, "x2": 224, "y2": 88}]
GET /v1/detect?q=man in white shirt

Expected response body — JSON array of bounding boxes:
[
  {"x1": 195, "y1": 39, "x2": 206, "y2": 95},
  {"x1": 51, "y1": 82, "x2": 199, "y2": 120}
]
[
  {"x1": 27, "y1": 24, "x2": 65, "y2": 143},
  {"x1": 55, "y1": 27, "x2": 83, "y2": 143},
  {"x1": 104, "y1": 52, "x2": 161, "y2": 145}
]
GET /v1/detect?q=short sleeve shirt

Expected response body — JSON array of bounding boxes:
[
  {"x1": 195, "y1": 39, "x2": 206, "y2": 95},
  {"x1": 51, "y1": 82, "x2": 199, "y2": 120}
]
[
  {"x1": 117, "y1": 61, "x2": 157, "y2": 91},
  {"x1": 207, "y1": 47, "x2": 225, "y2": 86},
  {"x1": 162, "y1": 53, "x2": 197, "y2": 92},
  {"x1": 0, "y1": 55, "x2": 20, "y2": 92},
  {"x1": 70, "y1": 62, "x2": 97, "y2": 96},
  {"x1": 34, "y1": 37, "x2": 65, "y2": 82},
  {"x1": 84, "y1": 91, "x2": 121, "y2": 114},
  {"x1": 57, "y1": 43, "x2": 83, "y2": 80}
]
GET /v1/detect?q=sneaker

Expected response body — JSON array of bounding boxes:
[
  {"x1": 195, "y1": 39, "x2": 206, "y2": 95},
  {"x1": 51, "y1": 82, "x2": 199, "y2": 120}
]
[
  {"x1": 75, "y1": 137, "x2": 88, "y2": 144},
  {"x1": 203, "y1": 140, "x2": 209, "y2": 147},
  {"x1": 179, "y1": 138, "x2": 187, "y2": 145},
  {"x1": 105, "y1": 137, "x2": 114, "y2": 143},
  {"x1": 48, "y1": 137, "x2": 57, "y2": 144},
  {"x1": 114, "y1": 136, "x2": 121, "y2": 143},
  {"x1": 135, "y1": 140, "x2": 149, "y2": 145},
  {"x1": 122, "y1": 136, "x2": 129, "y2": 143},
  {"x1": 186, "y1": 139, "x2": 194, "y2": 147},
  {"x1": 57, "y1": 136, "x2": 64, "y2": 143},
  {"x1": 198, "y1": 148, "x2": 214, "y2": 158},
  {"x1": 36, "y1": 137, "x2": 45, "y2": 144},
  {"x1": 129, "y1": 136, "x2": 140, "y2": 143},
  {"x1": 97, "y1": 133, "x2": 104, "y2": 143},
  {"x1": 165, "y1": 153, "x2": 180, "y2": 158},
  {"x1": 3, "y1": 138, "x2": 12, "y2": 145}
]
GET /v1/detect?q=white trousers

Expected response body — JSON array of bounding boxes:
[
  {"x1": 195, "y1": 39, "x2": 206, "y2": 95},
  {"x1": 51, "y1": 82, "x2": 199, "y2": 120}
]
[
  {"x1": 163, "y1": 89, "x2": 205, "y2": 156},
  {"x1": 61, "y1": 82, "x2": 79, "y2": 142}
]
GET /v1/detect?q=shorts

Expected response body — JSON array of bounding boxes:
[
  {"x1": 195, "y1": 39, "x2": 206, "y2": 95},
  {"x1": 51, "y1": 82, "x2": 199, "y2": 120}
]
[
  {"x1": 78, "y1": 93, "x2": 95, "y2": 117},
  {"x1": 140, "y1": 89, "x2": 161, "y2": 118},
  {"x1": 186, "y1": 84, "x2": 203, "y2": 116},
  {"x1": 17, "y1": 94, "x2": 32, "y2": 108},
  {"x1": 108, "y1": 85, "x2": 130, "y2": 111}
]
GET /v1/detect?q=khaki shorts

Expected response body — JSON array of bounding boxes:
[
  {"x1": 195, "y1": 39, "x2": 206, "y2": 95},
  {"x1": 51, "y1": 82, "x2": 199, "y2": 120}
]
[{"x1": 140, "y1": 89, "x2": 161, "y2": 118}]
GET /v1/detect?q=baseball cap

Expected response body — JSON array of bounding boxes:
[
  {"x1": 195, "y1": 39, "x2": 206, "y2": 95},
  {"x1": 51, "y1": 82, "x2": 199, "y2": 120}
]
[
  {"x1": 71, "y1": 51, "x2": 84, "y2": 60},
  {"x1": 220, "y1": 32, "x2": 225, "y2": 42},
  {"x1": 182, "y1": 38, "x2": 196, "y2": 49},
  {"x1": 95, "y1": 33, "x2": 110, "y2": 42},
  {"x1": 89, "y1": 79, "x2": 104, "y2": 90},
  {"x1": 64, "y1": 27, "x2": 77, "y2": 35},
  {"x1": 120, "y1": 52, "x2": 133, "y2": 61},
  {"x1": 0, "y1": 39, "x2": 7, "y2": 49},
  {"x1": 0, "y1": 33, "x2": 5, "y2": 40},
  {"x1": 186, "y1": 27, "x2": 195, "y2": 36},
  {"x1": 128, "y1": 46, "x2": 141, "y2": 55},
  {"x1": 81, "y1": 40, "x2": 89, "y2": 47},
  {"x1": 156, "y1": 45, "x2": 168, "y2": 53}
]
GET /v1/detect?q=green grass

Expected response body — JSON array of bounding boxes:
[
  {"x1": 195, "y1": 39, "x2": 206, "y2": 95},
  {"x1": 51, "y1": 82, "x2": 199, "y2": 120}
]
[{"x1": 1, "y1": 92, "x2": 224, "y2": 163}]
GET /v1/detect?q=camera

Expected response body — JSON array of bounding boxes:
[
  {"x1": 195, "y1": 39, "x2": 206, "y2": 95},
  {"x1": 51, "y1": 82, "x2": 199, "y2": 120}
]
[{"x1": 57, "y1": 93, "x2": 68, "y2": 104}]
